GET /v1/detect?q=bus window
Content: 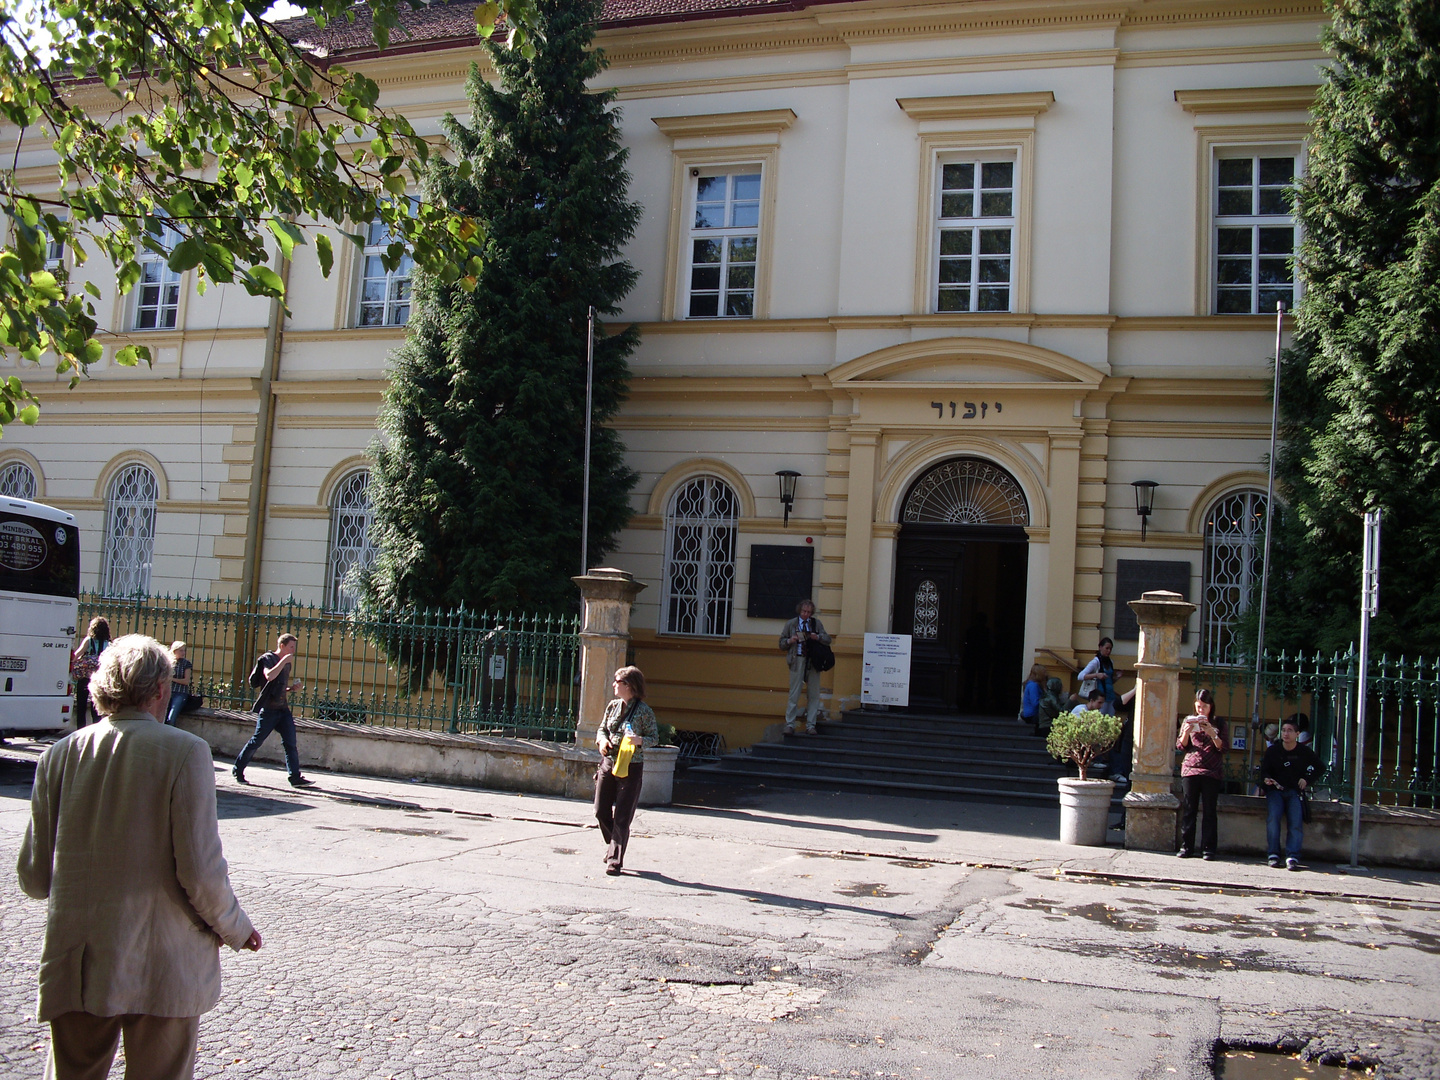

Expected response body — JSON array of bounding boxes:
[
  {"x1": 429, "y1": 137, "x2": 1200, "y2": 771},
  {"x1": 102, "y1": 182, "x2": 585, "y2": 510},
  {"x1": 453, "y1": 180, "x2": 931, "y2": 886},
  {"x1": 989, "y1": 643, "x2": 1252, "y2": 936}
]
[{"x1": 0, "y1": 508, "x2": 80, "y2": 599}]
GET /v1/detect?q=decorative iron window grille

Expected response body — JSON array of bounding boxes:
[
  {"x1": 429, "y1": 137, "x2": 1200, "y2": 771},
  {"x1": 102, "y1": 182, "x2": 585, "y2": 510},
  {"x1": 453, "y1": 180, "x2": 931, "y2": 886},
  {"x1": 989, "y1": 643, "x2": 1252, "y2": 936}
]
[
  {"x1": 913, "y1": 579, "x2": 940, "y2": 639},
  {"x1": 902, "y1": 458, "x2": 1030, "y2": 526},
  {"x1": 0, "y1": 461, "x2": 37, "y2": 500},
  {"x1": 326, "y1": 471, "x2": 376, "y2": 612},
  {"x1": 1199, "y1": 488, "x2": 1267, "y2": 665},
  {"x1": 661, "y1": 476, "x2": 739, "y2": 636},
  {"x1": 101, "y1": 464, "x2": 157, "y2": 597}
]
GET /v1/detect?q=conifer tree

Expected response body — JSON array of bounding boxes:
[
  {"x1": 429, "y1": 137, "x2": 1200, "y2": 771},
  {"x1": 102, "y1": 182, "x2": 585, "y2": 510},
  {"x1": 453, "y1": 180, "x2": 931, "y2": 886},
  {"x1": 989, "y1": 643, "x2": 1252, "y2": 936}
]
[
  {"x1": 1263, "y1": 0, "x2": 1440, "y2": 655},
  {"x1": 363, "y1": 0, "x2": 639, "y2": 619}
]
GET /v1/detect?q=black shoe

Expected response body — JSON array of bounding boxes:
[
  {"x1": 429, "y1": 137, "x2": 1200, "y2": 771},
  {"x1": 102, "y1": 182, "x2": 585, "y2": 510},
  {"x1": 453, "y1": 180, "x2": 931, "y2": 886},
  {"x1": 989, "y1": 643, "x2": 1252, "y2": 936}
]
[
  {"x1": 1268, "y1": 855, "x2": 1281, "y2": 868},
  {"x1": 231, "y1": 767, "x2": 248, "y2": 785},
  {"x1": 1202, "y1": 852, "x2": 1215, "y2": 861},
  {"x1": 289, "y1": 775, "x2": 316, "y2": 787},
  {"x1": 605, "y1": 865, "x2": 621, "y2": 876},
  {"x1": 1176, "y1": 849, "x2": 1194, "y2": 858}
]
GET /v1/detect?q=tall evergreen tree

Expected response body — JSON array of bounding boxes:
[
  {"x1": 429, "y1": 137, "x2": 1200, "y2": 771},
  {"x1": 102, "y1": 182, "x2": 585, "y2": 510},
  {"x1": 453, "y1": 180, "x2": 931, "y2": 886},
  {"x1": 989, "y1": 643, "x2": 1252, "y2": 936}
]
[
  {"x1": 1263, "y1": 0, "x2": 1440, "y2": 655},
  {"x1": 362, "y1": 0, "x2": 640, "y2": 620}
]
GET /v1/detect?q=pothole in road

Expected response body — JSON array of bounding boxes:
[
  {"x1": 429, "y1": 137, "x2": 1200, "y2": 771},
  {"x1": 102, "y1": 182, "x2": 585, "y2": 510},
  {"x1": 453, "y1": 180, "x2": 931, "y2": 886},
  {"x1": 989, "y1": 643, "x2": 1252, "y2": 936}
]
[
  {"x1": 834, "y1": 882, "x2": 907, "y2": 898},
  {"x1": 1216, "y1": 1048, "x2": 1374, "y2": 1077},
  {"x1": 665, "y1": 980, "x2": 827, "y2": 1023},
  {"x1": 367, "y1": 826, "x2": 464, "y2": 840}
]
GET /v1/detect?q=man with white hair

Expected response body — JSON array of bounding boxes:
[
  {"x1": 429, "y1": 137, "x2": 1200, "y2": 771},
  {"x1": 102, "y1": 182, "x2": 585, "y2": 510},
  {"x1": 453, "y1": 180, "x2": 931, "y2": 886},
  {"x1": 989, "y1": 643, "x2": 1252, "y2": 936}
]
[{"x1": 17, "y1": 634, "x2": 260, "y2": 1080}]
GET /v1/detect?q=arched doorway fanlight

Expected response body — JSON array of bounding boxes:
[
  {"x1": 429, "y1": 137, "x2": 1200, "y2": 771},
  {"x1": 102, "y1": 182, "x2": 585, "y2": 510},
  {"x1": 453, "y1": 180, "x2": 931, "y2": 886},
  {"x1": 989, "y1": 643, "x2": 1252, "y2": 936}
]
[{"x1": 902, "y1": 457, "x2": 1029, "y2": 526}]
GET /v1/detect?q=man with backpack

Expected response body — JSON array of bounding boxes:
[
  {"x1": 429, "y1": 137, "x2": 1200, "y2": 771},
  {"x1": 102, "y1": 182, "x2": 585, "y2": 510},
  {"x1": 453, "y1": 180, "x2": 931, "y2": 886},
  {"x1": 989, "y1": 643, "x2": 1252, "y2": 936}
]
[{"x1": 232, "y1": 633, "x2": 314, "y2": 787}]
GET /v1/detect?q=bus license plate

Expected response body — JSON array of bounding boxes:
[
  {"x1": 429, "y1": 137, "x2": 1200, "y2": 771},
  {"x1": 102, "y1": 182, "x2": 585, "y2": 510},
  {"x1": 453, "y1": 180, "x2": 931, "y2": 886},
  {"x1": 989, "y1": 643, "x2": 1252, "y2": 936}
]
[{"x1": 0, "y1": 657, "x2": 27, "y2": 672}]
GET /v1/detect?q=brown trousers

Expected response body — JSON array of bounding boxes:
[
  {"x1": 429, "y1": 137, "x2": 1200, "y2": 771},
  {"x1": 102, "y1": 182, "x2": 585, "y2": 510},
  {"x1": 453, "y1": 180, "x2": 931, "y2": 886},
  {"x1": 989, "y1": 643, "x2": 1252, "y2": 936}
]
[
  {"x1": 595, "y1": 760, "x2": 645, "y2": 870},
  {"x1": 46, "y1": 1012, "x2": 200, "y2": 1080}
]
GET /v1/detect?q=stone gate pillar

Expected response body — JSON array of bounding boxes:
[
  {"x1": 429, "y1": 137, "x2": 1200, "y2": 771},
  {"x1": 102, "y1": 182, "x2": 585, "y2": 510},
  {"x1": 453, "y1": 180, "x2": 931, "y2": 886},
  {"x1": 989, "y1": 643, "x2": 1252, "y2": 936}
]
[
  {"x1": 572, "y1": 568, "x2": 646, "y2": 744},
  {"x1": 1123, "y1": 589, "x2": 1198, "y2": 852}
]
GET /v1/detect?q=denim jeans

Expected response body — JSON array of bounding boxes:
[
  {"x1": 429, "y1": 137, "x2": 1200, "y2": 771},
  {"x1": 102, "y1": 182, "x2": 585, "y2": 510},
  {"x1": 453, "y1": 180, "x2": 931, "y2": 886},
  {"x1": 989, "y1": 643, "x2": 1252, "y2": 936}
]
[
  {"x1": 234, "y1": 706, "x2": 302, "y2": 780},
  {"x1": 165, "y1": 690, "x2": 187, "y2": 726},
  {"x1": 1266, "y1": 788, "x2": 1305, "y2": 859}
]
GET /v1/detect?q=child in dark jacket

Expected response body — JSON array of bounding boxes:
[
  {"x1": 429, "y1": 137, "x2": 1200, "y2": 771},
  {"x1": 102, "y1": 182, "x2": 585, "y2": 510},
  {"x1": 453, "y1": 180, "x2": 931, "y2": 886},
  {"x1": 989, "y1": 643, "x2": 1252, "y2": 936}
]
[{"x1": 1261, "y1": 717, "x2": 1324, "y2": 870}]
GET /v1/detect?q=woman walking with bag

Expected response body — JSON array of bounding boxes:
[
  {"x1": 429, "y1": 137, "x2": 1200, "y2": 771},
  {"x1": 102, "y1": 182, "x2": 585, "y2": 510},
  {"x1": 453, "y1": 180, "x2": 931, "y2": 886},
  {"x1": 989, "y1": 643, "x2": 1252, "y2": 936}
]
[
  {"x1": 594, "y1": 666, "x2": 660, "y2": 876},
  {"x1": 70, "y1": 617, "x2": 111, "y2": 728}
]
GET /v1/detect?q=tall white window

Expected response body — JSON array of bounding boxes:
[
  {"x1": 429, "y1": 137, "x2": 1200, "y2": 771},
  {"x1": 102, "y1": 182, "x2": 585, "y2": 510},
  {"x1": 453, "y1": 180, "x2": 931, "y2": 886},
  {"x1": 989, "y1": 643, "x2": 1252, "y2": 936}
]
[
  {"x1": 1215, "y1": 153, "x2": 1299, "y2": 314},
  {"x1": 43, "y1": 215, "x2": 65, "y2": 271},
  {"x1": 134, "y1": 223, "x2": 183, "y2": 330},
  {"x1": 326, "y1": 470, "x2": 376, "y2": 612},
  {"x1": 1200, "y1": 489, "x2": 1267, "y2": 665},
  {"x1": 357, "y1": 216, "x2": 414, "y2": 327},
  {"x1": 101, "y1": 463, "x2": 158, "y2": 597},
  {"x1": 936, "y1": 158, "x2": 1015, "y2": 313},
  {"x1": 685, "y1": 169, "x2": 760, "y2": 319},
  {"x1": 661, "y1": 476, "x2": 738, "y2": 636},
  {"x1": 0, "y1": 460, "x2": 37, "y2": 499}
]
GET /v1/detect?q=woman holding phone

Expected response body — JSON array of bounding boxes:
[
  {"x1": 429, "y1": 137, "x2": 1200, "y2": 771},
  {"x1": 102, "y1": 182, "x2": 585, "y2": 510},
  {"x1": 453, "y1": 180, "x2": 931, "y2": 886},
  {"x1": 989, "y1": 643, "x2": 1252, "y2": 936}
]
[{"x1": 1176, "y1": 688, "x2": 1226, "y2": 860}]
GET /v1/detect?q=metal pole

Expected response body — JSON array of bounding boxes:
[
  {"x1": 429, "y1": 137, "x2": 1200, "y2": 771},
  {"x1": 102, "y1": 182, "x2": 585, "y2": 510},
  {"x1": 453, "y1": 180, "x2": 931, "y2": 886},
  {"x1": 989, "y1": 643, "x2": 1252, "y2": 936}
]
[
  {"x1": 1248, "y1": 301, "x2": 1285, "y2": 776},
  {"x1": 1351, "y1": 508, "x2": 1381, "y2": 869},
  {"x1": 580, "y1": 306, "x2": 595, "y2": 578}
]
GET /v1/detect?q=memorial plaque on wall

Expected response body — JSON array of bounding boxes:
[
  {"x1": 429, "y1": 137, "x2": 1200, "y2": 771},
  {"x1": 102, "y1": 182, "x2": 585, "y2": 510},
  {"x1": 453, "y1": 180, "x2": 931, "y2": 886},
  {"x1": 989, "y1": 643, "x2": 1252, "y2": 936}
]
[
  {"x1": 746, "y1": 545, "x2": 815, "y2": 620},
  {"x1": 1115, "y1": 559, "x2": 1192, "y2": 642}
]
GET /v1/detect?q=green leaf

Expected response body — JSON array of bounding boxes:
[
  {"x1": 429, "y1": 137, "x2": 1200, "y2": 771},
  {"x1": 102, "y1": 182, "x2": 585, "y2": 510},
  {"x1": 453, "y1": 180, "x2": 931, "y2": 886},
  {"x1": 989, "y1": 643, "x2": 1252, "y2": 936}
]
[
  {"x1": 167, "y1": 237, "x2": 205, "y2": 273},
  {"x1": 18, "y1": 404, "x2": 39, "y2": 425},
  {"x1": 243, "y1": 265, "x2": 285, "y2": 297},
  {"x1": 268, "y1": 218, "x2": 305, "y2": 260},
  {"x1": 114, "y1": 345, "x2": 141, "y2": 367},
  {"x1": 316, "y1": 233, "x2": 334, "y2": 277}
]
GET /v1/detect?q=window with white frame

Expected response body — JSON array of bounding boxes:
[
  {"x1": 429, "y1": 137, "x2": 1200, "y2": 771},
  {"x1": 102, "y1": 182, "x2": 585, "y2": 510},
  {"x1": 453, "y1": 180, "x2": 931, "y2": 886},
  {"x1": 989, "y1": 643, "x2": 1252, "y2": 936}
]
[
  {"x1": 661, "y1": 476, "x2": 739, "y2": 636},
  {"x1": 326, "y1": 470, "x2": 376, "y2": 612},
  {"x1": 685, "y1": 169, "x2": 760, "y2": 318},
  {"x1": 1214, "y1": 152, "x2": 1299, "y2": 314},
  {"x1": 1199, "y1": 488, "x2": 1267, "y2": 665},
  {"x1": 357, "y1": 215, "x2": 415, "y2": 327},
  {"x1": 134, "y1": 223, "x2": 183, "y2": 330},
  {"x1": 101, "y1": 463, "x2": 158, "y2": 597},
  {"x1": 0, "y1": 460, "x2": 37, "y2": 499},
  {"x1": 43, "y1": 215, "x2": 65, "y2": 271},
  {"x1": 935, "y1": 158, "x2": 1015, "y2": 313}
]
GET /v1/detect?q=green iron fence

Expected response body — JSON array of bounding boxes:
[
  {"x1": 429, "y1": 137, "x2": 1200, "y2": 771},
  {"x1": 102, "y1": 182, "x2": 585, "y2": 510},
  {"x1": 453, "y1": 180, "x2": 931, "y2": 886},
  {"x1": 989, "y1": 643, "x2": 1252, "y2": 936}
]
[
  {"x1": 1195, "y1": 649, "x2": 1439, "y2": 808},
  {"x1": 77, "y1": 593, "x2": 581, "y2": 741}
]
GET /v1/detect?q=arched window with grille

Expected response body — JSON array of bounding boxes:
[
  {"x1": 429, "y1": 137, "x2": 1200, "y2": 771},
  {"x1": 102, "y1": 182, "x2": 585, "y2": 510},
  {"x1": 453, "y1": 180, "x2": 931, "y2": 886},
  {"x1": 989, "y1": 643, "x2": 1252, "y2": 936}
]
[
  {"x1": 101, "y1": 463, "x2": 158, "y2": 597},
  {"x1": 1200, "y1": 488, "x2": 1267, "y2": 665},
  {"x1": 0, "y1": 460, "x2": 37, "y2": 500},
  {"x1": 327, "y1": 470, "x2": 376, "y2": 612},
  {"x1": 661, "y1": 475, "x2": 739, "y2": 637}
]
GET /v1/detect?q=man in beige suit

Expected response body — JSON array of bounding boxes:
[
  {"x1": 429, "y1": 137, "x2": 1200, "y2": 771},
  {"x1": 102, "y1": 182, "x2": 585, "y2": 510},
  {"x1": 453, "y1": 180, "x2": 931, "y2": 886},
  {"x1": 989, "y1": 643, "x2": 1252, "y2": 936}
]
[{"x1": 18, "y1": 635, "x2": 261, "y2": 1080}]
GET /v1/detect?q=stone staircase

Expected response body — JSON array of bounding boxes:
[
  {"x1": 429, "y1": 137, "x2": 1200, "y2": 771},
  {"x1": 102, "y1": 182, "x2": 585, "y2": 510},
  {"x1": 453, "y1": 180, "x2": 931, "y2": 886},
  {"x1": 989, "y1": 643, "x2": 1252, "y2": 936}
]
[{"x1": 689, "y1": 706, "x2": 1091, "y2": 803}]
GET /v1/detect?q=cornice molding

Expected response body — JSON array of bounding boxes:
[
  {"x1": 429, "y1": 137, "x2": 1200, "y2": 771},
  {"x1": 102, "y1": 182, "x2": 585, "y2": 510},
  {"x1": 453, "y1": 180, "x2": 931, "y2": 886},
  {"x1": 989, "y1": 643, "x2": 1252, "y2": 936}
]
[
  {"x1": 897, "y1": 91, "x2": 1055, "y2": 122},
  {"x1": 1175, "y1": 84, "x2": 1319, "y2": 114},
  {"x1": 652, "y1": 108, "x2": 797, "y2": 139}
]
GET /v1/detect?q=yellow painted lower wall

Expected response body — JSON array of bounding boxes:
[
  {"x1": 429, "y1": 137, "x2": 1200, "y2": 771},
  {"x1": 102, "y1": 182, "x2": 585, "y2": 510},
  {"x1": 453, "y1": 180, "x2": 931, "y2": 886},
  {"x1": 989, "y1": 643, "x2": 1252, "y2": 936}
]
[{"x1": 631, "y1": 629, "x2": 864, "y2": 749}]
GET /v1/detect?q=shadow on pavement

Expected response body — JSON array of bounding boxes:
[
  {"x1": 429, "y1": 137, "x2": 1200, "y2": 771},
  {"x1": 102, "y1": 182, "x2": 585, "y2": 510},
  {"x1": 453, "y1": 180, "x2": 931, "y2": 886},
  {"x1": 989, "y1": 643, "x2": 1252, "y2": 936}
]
[
  {"x1": 628, "y1": 868, "x2": 918, "y2": 920},
  {"x1": 672, "y1": 776, "x2": 1062, "y2": 843},
  {"x1": 216, "y1": 788, "x2": 314, "y2": 820},
  {"x1": 0, "y1": 753, "x2": 36, "y2": 799}
]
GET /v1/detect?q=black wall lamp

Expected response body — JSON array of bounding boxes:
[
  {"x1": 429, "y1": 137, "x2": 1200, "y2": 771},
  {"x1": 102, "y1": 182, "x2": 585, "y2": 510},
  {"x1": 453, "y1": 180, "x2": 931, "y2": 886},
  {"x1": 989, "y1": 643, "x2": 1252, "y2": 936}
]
[
  {"x1": 776, "y1": 470, "x2": 800, "y2": 526},
  {"x1": 1132, "y1": 479, "x2": 1158, "y2": 541}
]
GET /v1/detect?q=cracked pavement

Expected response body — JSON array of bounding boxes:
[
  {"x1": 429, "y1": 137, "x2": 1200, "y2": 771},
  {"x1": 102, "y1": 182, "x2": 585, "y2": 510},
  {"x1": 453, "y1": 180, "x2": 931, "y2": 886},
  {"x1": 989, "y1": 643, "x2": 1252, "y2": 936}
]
[{"x1": 2, "y1": 744, "x2": 1438, "y2": 1079}]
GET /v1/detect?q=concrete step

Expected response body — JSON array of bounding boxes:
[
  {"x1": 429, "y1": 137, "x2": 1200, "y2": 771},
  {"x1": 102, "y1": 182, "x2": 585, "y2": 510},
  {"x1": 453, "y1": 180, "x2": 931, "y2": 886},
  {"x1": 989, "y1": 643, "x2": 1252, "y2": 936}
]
[
  {"x1": 685, "y1": 762, "x2": 1067, "y2": 804},
  {"x1": 749, "y1": 742, "x2": 1062, "y2": 777}
]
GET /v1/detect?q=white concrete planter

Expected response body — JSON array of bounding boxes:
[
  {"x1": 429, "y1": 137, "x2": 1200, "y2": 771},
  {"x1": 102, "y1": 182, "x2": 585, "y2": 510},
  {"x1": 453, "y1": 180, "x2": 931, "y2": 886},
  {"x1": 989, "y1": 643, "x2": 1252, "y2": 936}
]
[
  {"x1": 639, "y1": 745, "x2": 680, "y2": 806},
  {"x1": 1058, "y1": 777, "x2": 1116, "y2": 846}
]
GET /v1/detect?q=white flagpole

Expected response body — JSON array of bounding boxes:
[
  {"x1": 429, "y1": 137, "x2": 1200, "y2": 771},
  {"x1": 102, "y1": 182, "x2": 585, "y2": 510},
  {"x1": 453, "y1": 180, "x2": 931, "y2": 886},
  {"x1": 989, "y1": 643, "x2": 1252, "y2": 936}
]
[
  {"x1": 1351, "y1": 508, "x2": 1381, "y2": 869},
  {"x1": 581, "y1": 306, "x2": 595, "y2": 577}
]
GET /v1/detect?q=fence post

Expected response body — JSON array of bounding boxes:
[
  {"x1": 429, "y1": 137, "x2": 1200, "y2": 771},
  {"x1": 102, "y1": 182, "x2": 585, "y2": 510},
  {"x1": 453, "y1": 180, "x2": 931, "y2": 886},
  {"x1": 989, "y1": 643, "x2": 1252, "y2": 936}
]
[
  {"x1": 1124, "y1": 589, "x2": 1198, "y2": 852},
  {"x1": 572, "y1": 568, "x2": 646, "y2": 745}
]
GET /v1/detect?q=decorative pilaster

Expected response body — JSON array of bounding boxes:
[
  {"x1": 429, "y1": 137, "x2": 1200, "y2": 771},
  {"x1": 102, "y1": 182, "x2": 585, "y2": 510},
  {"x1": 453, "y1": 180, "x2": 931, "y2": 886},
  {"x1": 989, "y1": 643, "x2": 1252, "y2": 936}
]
[
  {"x1": 1123, "y1": 589, "x2": 1197, "y2": 851},
  {"x1": 572, "y1": 568, "x2": 646, "y2": 742}
]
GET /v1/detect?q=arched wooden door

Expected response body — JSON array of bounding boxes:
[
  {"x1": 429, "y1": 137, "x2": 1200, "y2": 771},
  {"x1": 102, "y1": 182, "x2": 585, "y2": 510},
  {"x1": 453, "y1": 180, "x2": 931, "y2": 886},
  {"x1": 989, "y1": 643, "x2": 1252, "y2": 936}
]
[{"x1": 892, "y1": 458, "x2": 1030, "y2": 715}]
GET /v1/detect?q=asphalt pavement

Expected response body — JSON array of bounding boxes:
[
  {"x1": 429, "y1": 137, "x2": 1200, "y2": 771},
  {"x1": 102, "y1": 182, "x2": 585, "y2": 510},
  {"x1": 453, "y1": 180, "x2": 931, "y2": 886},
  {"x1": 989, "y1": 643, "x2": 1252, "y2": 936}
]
[{"x1": 1, "y1": 740, "x2": 1437, "y2": 1080}]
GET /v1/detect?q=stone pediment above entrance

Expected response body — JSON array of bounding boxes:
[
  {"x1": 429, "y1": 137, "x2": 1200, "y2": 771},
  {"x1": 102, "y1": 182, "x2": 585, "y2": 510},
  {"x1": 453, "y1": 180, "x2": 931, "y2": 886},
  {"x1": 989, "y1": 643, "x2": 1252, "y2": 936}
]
[{"x1": 825, "y1": 338, "x2": 1104, "y2": 390}]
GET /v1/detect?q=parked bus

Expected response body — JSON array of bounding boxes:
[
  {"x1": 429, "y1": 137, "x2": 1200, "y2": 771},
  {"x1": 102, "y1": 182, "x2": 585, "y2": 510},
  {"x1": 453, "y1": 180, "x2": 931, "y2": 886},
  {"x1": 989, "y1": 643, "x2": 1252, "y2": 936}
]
[{"x1": 0, "y1": 496, "x2": 80, "y2": 736}]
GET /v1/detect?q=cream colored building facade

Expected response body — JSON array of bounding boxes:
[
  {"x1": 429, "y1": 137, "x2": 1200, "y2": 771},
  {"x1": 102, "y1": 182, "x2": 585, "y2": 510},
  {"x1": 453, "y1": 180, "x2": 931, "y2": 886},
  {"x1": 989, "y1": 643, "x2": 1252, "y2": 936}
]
[{"x1": 0, "y1": 0, "x2": 1326, "y2": 747}]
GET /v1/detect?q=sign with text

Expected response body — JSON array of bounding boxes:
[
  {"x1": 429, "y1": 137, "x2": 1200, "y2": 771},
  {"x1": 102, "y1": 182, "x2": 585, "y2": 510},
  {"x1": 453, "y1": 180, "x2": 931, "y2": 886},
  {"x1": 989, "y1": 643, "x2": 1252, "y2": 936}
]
[{"x1": 861, "y1": 633, "x2": 912, "y2": 707}]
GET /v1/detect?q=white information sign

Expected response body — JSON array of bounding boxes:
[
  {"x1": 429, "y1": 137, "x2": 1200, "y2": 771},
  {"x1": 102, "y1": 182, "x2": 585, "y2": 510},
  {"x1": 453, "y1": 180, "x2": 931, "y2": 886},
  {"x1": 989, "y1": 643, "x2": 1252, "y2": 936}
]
[{"x1": 861, "y1": 633, "x2": 912, "y2": 707}]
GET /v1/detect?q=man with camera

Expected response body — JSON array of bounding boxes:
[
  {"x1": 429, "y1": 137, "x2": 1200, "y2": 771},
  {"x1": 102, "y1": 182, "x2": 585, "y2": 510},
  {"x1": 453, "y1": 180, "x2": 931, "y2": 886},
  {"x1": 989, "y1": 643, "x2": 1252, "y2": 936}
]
[{"x1": 779, "y1": 599, "x2": 831, "y2": 736}]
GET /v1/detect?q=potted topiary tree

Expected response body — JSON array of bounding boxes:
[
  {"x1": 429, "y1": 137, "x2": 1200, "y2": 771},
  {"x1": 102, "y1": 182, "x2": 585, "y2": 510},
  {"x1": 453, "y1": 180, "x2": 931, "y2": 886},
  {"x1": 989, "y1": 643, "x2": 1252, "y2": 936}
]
[{"x1": 1046, "y1": 709, "x2": 1123, "y2": 846}]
